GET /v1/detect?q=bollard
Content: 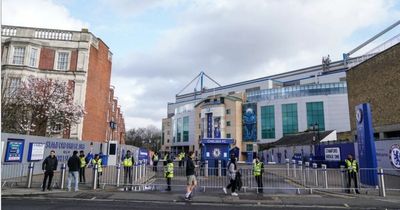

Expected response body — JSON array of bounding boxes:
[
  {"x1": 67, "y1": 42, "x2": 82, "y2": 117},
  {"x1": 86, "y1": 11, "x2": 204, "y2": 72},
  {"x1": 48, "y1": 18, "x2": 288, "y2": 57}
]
[
  {"x1": 26, "y1": 162, "x2": 34, "y2": 188},
  {"x1": 60, "y1": 163, "x2": 66, "y2": 190},
  {"x1": 134, "y1": 163, "x2": 138, "y2": 183},
  {"x1": 322, "y1": 164, "x2": 328, "y2": 189},
  {"x1": 292, "y1": 160, "x2": 297, "y2": 178},
  {"x1": 116, "y1": 164, "x2": 121, "y2": 187},
  {"x1": 218, "y1": 160, "x2": 222, "y2": 177},
  {"x1": 93, "y1": 164, "x2": 98, "y2": 190},
  {"x1": 143, "y1": 160, "x2": 146, "y2": 180},
  {"x1": 298, "y1": 161, "x2": 303, "y2": 183},
  {"x1": 205, "y1": 160, "x2": 209, "y2": 177},
  {"x1": 313, "y1": 163, "x2": 318, "y2": 186},
  {"x1": 286, "y1": 159, "x2": 290, "y2": 176},
  {"x1": 378, "y1": 168, "x2": 386, "y2": 197},
  {"x1": 340, "y1": 165, "x2": 346, "y2": 192},
  {"x1": 305, "y1": 162, "x2": 310, "y2": 185}
]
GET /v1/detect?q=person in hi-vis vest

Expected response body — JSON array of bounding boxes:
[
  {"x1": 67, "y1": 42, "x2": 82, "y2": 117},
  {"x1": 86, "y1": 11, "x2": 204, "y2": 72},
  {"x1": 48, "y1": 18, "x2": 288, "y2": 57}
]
[
  {"x1": 345, "y1": 154, "x2": 360, "y2": 194},
  {"x1": 92, "y1": 154, "x2": 102, "y2": 188},
  {"x1": 164, "y1": 159, "x2": 174, "y2": 191},
  {"x1": 123, "y1": 150, "x2": 135, "y2": 191},
  {"x1": 253, "y1": 156, "x2": 264, "y2": 194}
]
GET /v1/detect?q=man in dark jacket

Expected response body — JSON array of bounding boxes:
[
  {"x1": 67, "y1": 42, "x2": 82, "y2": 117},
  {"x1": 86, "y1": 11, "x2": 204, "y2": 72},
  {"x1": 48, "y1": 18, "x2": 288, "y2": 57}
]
[
  {"x1": 185, "y1": 151, "x2": 197, "y2": 200},
  {"x1": 67, "y1": 151, "x2": 81, "y2": 191},
  {"x1": 42, "y1": 150, "x2": 58, "y2": 191}
]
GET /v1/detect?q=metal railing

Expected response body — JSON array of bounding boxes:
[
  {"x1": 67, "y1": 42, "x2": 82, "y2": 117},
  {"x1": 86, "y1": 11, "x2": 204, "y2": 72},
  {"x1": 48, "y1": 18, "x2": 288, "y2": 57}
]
[{"x1": 2, "y1": 161, "x2": 400, "y2": 197}]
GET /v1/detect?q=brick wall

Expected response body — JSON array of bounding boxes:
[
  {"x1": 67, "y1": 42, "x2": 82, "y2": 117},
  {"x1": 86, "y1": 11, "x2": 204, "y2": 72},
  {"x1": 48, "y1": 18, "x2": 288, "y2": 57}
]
[
  {"x1": 347, "y1": 43, "x2": 400, "y2": 132},
  {"x1": 82, "y1": 41, "x2": 112, "y2": 142},
  {"x1": 70, "y1": 50, "x2": 78, "y2": 71},
  {"x1": 38, "y1": 48, "x2": 55, "y2": 70}
]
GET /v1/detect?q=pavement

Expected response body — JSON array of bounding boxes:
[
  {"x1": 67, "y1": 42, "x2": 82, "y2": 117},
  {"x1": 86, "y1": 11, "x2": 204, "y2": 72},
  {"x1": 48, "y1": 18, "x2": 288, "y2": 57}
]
[{"x1": 2, "y1": 187, "x2": 400, "y2": 209}]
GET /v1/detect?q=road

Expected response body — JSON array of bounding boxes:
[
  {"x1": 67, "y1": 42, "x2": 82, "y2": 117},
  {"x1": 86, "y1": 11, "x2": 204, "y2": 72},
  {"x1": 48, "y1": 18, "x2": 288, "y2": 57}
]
[{"x1": 1, "y1": 197, "x2": 386, "y2": 210}]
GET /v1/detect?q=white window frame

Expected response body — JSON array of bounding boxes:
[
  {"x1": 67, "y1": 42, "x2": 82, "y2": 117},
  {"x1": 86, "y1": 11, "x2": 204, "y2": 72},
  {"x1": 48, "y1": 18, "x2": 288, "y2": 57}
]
[
  {"x1": 29, "y1": 47, "x2": 40, "y2": 67},
  {"x1": 54, "y1": 50, "x2": 71, "y2": 71},
  {"x1": 12, "y1": 46, "x2": 26, "y2": 65}
]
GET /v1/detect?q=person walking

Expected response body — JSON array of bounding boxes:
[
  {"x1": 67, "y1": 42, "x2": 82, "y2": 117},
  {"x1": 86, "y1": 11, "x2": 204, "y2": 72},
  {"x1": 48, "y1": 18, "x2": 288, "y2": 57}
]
[
  {"x1": 184, "y1": 151, "x2": 197, "y2": 200},
  {"x1": 79, "y1": 150, "x2": 86, "y2": 183},
  {"x1": 345, "y1": 154, "x2": 360, "y2": 194},
  {"x1": 253, "y1": 156, "x2": 264, "y2": 194},
  {"x1": 92, "y1": 154, "x2": 103, "y2": 188},
  {"x1": 42, "y1": 150, "x2": 58, "y2": 191},
  {"x1": 164, "y1": 159, "x2": 174, "y2": 191},
  {"x1": 152, "y1": 152, "x2": 159, "y2": 172},
  {"x1": 223, "y1": 154, "x2": 238, "y2": 196},
  {"x1": 123, "y1": 150, "x2": 135, "y2": 191},
  {"x1": 67, "y1": 151, "x2": 81, "y2": 192}
]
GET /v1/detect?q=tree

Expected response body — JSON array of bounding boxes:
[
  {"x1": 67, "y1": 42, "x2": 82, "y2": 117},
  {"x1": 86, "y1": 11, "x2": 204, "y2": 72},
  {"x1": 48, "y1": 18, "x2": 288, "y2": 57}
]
[
  {"x1": 1, "y1": 76, "x2": 85, "y2": 137},
  {"x1": 125, "y1": 125, "x2": 161, "y2": 151}
]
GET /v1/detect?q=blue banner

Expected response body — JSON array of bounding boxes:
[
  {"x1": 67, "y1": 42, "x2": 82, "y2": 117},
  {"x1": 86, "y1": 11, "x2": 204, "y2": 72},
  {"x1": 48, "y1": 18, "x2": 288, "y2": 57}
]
[
  {"x1": 201, "y1": 138, "x2": 234, "y2": 144},
  {"x1": 356, "y1": 103, "x2": 378, "y2": 186},
  {"x1": 5, "y1": 139, "x2": 25, "y2": 162}
]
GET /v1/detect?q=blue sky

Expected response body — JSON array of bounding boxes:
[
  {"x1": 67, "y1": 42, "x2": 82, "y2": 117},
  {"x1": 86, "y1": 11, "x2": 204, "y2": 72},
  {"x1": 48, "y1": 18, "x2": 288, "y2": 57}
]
[{"x1": 3, "y1": 0, "x2": 400, "y2": 129}]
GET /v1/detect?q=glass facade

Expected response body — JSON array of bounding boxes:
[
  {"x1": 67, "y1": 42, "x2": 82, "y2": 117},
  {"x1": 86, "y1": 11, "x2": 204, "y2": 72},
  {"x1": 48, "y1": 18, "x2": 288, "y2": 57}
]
[
  {"x1": 183, "y1": 116, "x2": 189, "y2": 142},
  {"x1": 282, "y1": 103, "x2": 298, "y2": 136},
  {"x1": 261, "y1": 105, "x2": 275, "y2": 139},
  {"x1": 306, "y1": 102, "x2": 325, "y2": 131},
  {"x1": 247, "y1": 82, "x2": 347, "y2": 102},
  {"x1": 177, "y1": 118, "x2": 182, "y2": 142}
]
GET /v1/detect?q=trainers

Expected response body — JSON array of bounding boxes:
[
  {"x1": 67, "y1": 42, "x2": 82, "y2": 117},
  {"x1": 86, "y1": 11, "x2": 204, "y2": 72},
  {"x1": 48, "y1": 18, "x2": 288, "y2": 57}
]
[
  {"x1": 231, "y1": 192, "x2": 238, "y2": 196},
  {"x1": 223, "y1": 187, "x2": 227, "y2": 194}
]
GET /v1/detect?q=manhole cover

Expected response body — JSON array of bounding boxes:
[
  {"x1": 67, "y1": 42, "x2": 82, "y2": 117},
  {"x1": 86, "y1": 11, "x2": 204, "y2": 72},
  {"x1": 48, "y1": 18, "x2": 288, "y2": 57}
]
[
  {"x1": 74, "y1": 193, "x2": 111, "y2": 199},
  {"x1": 239, "y1": 195, "x2": 274, "y2": 200}
]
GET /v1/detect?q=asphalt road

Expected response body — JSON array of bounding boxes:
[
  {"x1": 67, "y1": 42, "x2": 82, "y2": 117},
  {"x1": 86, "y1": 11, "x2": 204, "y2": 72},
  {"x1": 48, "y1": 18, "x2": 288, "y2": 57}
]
[{"x1": 1, "y1": 197, "x2": 395, "y2": 210}]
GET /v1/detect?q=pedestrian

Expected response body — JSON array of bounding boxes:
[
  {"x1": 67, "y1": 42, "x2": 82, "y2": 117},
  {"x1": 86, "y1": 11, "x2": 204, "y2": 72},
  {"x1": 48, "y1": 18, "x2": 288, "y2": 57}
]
[
  {"x1": 42, "y1": 150, "x2": 58, "y2": 191},
  {"x1": 184, "y1": 151, "x2": 197, "y2": 200},
  {"x1": 165, "y1": 159, "x2": 174, "y2": 191},
  {"x1": 79, "y1": 150, "x2": 86, "y2": 183},
  {"x1": 123, "y1": 150, "x2": 135, "y2": 191},
  {"x1": 152, "y1": 152, "x2": 159, "y2": 172},
  {"x1": 345, "y1": 154, "x2": 360, "y2": 194},
  {"x1": 67, "y1": 151, "x2": 81, "y2": 192},
  {"x1": 253, "y1": 155, "x2": 264, "y2": 194},
  {"x1": 92, "y1": 154, "x2": 103, "y2": 188},
  {"x1": 223, "y1": 154, "x2": 238, "y2": 196}
]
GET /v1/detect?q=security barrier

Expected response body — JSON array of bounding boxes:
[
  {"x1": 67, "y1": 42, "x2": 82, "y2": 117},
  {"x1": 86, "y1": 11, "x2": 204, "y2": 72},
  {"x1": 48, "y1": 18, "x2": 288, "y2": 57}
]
[{"x1": 2, "y1": 161, "x2": 400, "y2": 197}]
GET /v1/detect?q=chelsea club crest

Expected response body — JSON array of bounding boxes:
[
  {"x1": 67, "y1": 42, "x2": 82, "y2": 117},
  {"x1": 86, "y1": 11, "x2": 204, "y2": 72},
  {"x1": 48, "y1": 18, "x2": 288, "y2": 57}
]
[
  {"x1": 213, "y1": 148, "x2": 221, "y2": 158},
  {"x1": 390, "y1": 144, "x2": 400, "y2": 169}
]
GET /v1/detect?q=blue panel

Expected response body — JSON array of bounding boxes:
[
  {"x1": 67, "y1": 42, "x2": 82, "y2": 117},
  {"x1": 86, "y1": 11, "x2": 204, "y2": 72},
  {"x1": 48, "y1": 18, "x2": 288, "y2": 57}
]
[
  {"x1": 4, "y1": 139, "x2": 25, "y2": 162},
  {"x1": 243, "y1": 103, "x2": 257, "y2": 141},
  {"x1": 356, "y1": 103, "x2": 378, "y2": 186}
]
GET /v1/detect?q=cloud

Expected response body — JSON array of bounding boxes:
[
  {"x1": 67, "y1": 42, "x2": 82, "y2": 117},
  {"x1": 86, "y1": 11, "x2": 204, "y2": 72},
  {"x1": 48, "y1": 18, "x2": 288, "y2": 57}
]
[
  {"x1": 111, "y1": 0, "x2": 399, "y2": 130},
  {"x1": 2, "y1": 0, "x2": 88, "y2": 30}
]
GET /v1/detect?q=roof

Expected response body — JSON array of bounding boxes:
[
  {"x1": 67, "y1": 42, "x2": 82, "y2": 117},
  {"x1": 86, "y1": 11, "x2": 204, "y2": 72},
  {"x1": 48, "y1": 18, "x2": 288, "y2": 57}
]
[{"x1": 259, "y1": 130, "x2": 335, "y2": 150}]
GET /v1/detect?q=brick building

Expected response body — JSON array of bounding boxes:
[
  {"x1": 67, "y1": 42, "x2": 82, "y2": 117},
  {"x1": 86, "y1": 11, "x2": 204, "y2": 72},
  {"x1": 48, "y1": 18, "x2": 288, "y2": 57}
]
[
  {"x1": 346, "y1": 42, "x2": 400, "y2": 139},
  {"x1": 107, "y1": 86, "x2": 126, "y2": 144},
  {"x1": 1, "y1": 25, "x2": 125, "y2": 143}
]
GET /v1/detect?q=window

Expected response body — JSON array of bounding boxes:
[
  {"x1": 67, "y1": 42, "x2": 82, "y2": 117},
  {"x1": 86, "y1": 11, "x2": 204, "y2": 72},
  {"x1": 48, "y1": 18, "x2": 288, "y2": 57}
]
[
  {"x1": 226, "y1": 109, "x2": 231, "y2": 115},
  {"x1": 306, "y1": 102, "x2": 325, "y2": 131},
  {"x1": 261, "y1": 105, "x2": 275, "y2": 139},
  {"x1": 57, "y1": 52, "x2": 69, "y2": 70},
  {"x1": 183, "y1": 116, "x2": 189, "y2": 142},
  {"x1": 162, "y1": 132, "x2": 164, "y2": 145},
  {"x1": 29, "y1": 48, "x2": 38, "y2": 67},
  {"x1": 177, "y1": 118, "x2": 182, "y2": 142},
  {"x1": 226, "y1": 133, "x2": 231, "y2": 138},
  {"x1": 13, "y1": 47, "x2": 25, "y2": 65},
  {"x1": 167, "y1": 139, "x2": 170, "y2": 143},
  {"x1": 282, "y1": 103, "x2": 298, "y2": 136},
  {"x1": 227, "y1": 121, "x2": 231, "y2": 126},
  {"x1": 246, "y1": 144, "x2": 253, "y2": 152},
  {"x1": 7, "y1": 77, "x2": 21, "y2": 95}
]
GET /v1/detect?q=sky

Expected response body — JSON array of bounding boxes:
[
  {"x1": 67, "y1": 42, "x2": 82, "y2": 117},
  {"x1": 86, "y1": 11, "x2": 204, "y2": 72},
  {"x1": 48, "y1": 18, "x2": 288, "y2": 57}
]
[{"x1": 2, "y1": 0, "x2": 400, "y2": 130}]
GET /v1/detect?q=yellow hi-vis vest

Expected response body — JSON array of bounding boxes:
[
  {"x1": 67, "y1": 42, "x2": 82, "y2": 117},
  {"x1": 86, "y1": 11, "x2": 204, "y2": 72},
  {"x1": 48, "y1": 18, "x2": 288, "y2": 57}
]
[
  {"x1": 180, "y1": 153, "x2": 185, "y2": 160},
  {"x1": 123, "y1": 157, "x2": 133, "y2": 167},
  {"x1": 80, "y1": 157, "x2": 86, "y2": 168},
  {"x1": 92, "y1": 159, "x2": 103, "y2": 172},
  {"x1": 164, "y1": 162, "x2": 174, "y2": 178},
  {"x1": 345, "y1": 159, "x2": 358, "y2": 173},
  {"x1": 154, "y1": 154, "x2": 159, "y2": 161},
  {"x1": 253, "y1": 162, "x2": 263, "y2": 176}
]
